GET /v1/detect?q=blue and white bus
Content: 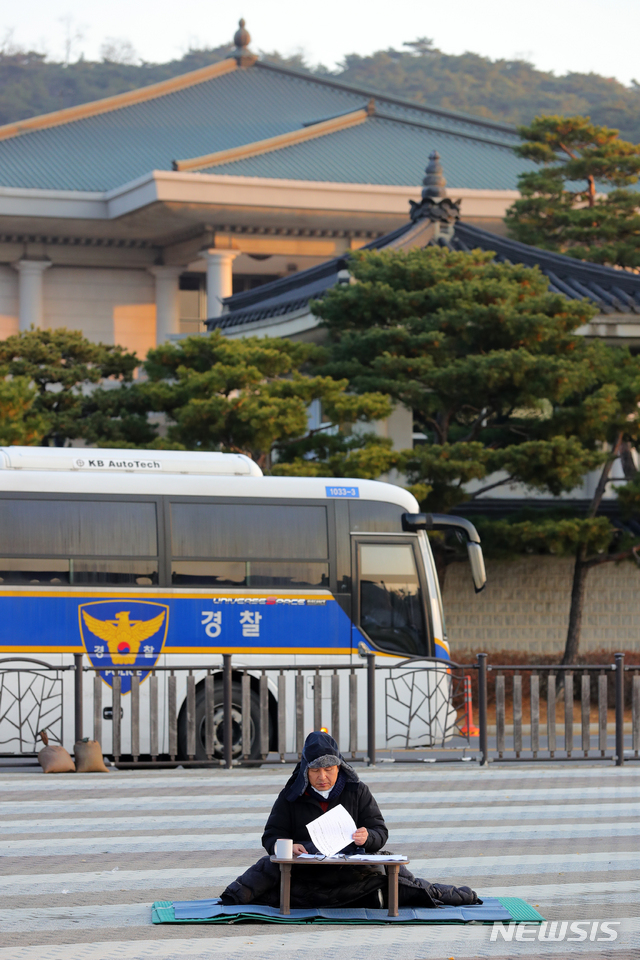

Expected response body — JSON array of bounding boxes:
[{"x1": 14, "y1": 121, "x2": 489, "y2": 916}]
[{"x1": 0, "y1": 447, "x2": 485, "y2": 759}]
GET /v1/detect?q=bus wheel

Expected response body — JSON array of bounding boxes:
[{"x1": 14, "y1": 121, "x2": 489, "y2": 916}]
[{"x1": 177, "y1": 681, "x2": 264, "y2": 762}]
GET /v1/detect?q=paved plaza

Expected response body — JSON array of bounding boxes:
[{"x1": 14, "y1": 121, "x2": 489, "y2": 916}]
[{"x1": 1, "y1": 761, "x2": 639, "y2": 959}]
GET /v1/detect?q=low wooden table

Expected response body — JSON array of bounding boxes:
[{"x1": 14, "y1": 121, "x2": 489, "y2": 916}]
[{"x1": 270, "y1": 855, "x2": 408, "y2": 917}]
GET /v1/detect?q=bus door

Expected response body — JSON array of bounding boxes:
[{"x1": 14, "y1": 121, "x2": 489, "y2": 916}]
[
  {"x1": 351, "y1": 536, "x2": 450, "y2": 747},
  {"x1": 352, "y1": 537, "x2": 429, "y2": 659}
]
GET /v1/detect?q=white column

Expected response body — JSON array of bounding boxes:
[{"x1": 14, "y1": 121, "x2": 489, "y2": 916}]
[
  {"x1": 13, "y1": 260, "x2": 52, "y2": 331},
  {"x1": 200, "y1": 249, "x2": 239, "y2": 319},
  {"x1": 149, "y1": 266, "x2": 182, "y2": 343}
]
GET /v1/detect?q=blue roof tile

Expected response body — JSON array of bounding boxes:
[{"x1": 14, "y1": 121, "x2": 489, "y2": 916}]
[
  {"x1": 206, "y1": 116, "x2": 530, "y2": 189},
  {"x1": 0, "y1": 61, "x2": 527, "y2": 192}
]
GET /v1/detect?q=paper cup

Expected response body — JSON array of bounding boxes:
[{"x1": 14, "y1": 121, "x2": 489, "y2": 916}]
[{"x1": 275, "y1": 838, "x2": 293, "y2": 859}]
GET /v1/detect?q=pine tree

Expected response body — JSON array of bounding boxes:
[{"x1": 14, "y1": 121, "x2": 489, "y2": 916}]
[
  {"x1": 0, "y1": 376, "x2": 48, "y2": 445},
  {"x1": 312, "y1": 245, "x2": 640, "y2": 660},
  {"x1": 506, "y1": 115, "x2": 640, "y2": 267},
  {"x1": 85, "y1": 331, "x2": 392, "y2": 473},
  {"x1": 0, "y1": 329, "x2": 138, "y2": 447}
]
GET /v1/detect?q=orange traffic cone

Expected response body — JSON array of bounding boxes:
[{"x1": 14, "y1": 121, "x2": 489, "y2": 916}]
[{"x1": 460, "y1": 675, "x2": 479, "y2": 737}]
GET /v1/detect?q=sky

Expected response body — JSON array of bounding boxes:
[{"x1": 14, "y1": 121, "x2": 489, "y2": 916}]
[{"x1": 3, "y1": 0, "x2": 640, "y2": 87}]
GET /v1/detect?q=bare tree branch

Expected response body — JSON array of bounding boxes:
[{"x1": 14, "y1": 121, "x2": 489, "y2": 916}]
[
  {"x1": 586, "y1": 544, "x2": 640, "y2": 568},
  {"x1": 468, "y1": 476, "x2": 515, "y2": 499}
]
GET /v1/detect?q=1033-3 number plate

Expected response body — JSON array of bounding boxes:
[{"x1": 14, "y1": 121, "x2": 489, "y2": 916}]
[{"x1": 325, "y1": 486, "x2": 359, "y2": 498}]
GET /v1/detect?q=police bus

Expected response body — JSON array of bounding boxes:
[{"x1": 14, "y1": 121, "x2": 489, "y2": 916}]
[{"x1": 0, "y1": 447, "x2": 485, "y2": 760}]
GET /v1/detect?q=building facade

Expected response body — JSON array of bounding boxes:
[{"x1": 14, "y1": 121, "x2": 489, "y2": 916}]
[{"x1": 0, "y1": 22, "x2": 529, "y2": 355}]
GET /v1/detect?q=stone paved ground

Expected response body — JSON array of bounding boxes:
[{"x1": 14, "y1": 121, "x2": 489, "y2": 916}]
[{"x1": 1, "y1": 762, "x2": 639, "y2": 959}]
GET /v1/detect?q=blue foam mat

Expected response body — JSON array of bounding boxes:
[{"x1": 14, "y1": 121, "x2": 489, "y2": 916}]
[{"x1": 152, "y1": 896, "x2": 544, "y2": 925}]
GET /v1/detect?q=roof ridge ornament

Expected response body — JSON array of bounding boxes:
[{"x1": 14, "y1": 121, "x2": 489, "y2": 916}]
[
  {"x1": 422, "y1": 149, "x2": 446, "y2": 199},
  {"x1": 409, "y1": 150, "x2": 461, "y2": 224},
  {"x1": 233, "y1": 18, "x2": 258, "y2": 67}
]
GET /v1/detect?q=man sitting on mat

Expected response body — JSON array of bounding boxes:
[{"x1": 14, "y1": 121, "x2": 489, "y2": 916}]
[{"x1": 221, "y1": 731, "x2": 481, "y2": 911}]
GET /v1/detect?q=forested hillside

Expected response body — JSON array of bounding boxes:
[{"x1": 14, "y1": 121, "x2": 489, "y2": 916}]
[{"x1": 2, "y1": 39, "x2": 640, "y2": 141}]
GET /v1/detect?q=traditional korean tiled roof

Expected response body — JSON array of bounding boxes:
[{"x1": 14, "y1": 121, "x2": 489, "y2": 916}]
[
  {"x1": 208, "y1": 217, "x2": 640, "y2": 332},
  {"x1": 208, "y1": 221, "x2": 419, "y2": 331},
  {"x1": 0, "y1": 57, "x2": 526, "y2": 192},
  {"x1": 452, "y1": 223, "x2": 640, "y2": 315}
]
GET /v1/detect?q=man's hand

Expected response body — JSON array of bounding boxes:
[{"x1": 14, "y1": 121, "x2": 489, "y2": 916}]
[
  {"x1": 292, "y1": 843, "x2": 307, "y2": 857},
  {"x1": 352, "y1": 828, "x2": 368, "y2": 846}
]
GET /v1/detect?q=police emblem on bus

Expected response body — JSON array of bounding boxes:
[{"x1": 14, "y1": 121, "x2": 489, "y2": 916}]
[{"x1": 78, "y1": 600, "x2": 169, "y2": 691}]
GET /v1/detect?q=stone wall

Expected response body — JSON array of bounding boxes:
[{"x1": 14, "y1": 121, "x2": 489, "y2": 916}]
[{"x1": 442, "y1": 555, "x2": 640, "y2": 655}]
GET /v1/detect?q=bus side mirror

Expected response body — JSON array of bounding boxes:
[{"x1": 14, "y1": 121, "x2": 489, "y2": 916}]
[
  {"x1": 403, "y1": 512, "x2": 487, "y2": 593},
  {"x1": 466, "y1": 541, "x2": 486, "y2": 594}
]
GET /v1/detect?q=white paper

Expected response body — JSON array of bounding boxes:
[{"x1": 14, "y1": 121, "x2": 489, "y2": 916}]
[
  {"x1": 347, "y1": 854, "x2": 408, "y2": 862},
  {"x1": 295, "y1": 853, "x2": 343, "y2": 860},
  {"x1": 295, "y1": 852, "x2": 408, "y2": 863},
  {"x1": 306, "y1": 803, "x2": 357, "y2": 858}
]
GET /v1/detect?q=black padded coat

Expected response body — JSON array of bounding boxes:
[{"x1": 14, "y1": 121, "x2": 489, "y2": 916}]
[{"x1": 261, "y1": 776, "x2": 388, "y2": 856}]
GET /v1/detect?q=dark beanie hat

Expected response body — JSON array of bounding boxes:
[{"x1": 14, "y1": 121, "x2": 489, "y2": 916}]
[{"x1": 285, "y1": 730, "x2": 358, "y2": 800}]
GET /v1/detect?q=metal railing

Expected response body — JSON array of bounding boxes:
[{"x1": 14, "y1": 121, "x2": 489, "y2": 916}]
[
  {"x1": 1, "y1": 651, "x2": 636, "y2": 768},
  {"x1": 475, "y1": 652, "x2": 634, "y2": 766}
]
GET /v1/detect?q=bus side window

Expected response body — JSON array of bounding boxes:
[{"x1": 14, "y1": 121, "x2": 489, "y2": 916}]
[
  {"x1": 358, "y1": 543, "x2": 427, "y2": 657},
  {"x1": 0, "y1": 499, "x2": 159, "y2": 587},
  {"x1": 170, "y1": 503, "x2": 329, "y2": 588},
  {"x1": 171, "y1": 560, "x2": 329, "y2": 588},
  {"x1": 0, "y1": 558, "x2": 70, "y2": 585},
  {"x1": 0, "y1": 500, "x2": 157, "y2": 557},
  {"x1": 170, "y1": 503, "x2": 328, "y2": 559},
  {"x1": 72, "y1": 561, "x2": 158, "y2": 586},
  {"x1": 350, "y1": 501, "x2": 406, "y2": 533}
]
